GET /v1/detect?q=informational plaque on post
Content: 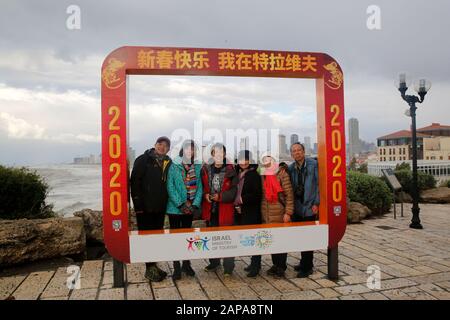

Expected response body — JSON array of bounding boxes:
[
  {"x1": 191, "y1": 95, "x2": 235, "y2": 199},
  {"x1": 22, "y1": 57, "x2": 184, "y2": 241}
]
[{"x1": 382, "y1": 168, "x2": 402, "y2": 191}]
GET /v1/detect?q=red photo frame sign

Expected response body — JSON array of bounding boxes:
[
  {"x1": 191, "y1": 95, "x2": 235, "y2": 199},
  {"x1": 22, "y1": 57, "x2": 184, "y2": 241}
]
[{"x1": 101, "y1": 46, "x2": 346, "y2": 264}]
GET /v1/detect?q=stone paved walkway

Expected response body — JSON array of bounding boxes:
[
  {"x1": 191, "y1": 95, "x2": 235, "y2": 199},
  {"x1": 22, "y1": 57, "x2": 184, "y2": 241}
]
[{"x1": 1, "y1": 203, "x2": 449, "y2": 300}]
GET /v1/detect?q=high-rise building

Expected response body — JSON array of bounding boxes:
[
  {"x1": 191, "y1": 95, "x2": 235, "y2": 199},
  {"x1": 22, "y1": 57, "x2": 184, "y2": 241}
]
[
  {"x1": 278, "y1": 134, "x2": 288, "y2": 157},
  {"x1": 304, "y1": 136, "x2": 312, "y2": 155},
  {"x1": 240, "y1": 137, "x2": 249, "y2": 151},
  {"x1": 313, "y1": 143, "x2": 318, "y2": 155},
  {"x1": 348, "y1": 118, "x2": 361, "y2": 157},
  {"x1": 128, "y1": 147, "x2": 136, "y2": 165},
  {"x1": 290, "y1": 134, "x2": 299, "y2": 147}
]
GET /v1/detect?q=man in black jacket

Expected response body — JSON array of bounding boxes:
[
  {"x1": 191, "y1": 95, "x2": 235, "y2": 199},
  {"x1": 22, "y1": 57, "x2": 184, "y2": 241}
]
[{"x1": 130, "y1": 136, "x2": 172, "y2": 282}]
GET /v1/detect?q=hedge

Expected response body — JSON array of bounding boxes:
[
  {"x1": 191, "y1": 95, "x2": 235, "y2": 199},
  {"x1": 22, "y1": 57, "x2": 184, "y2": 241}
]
[
  {"x1": 347, "y1": 171, "x2": 393, "y2": 215},
  {"x1": 393, "y1": 169, "x2": 436, "y2": 195},
  {"x1": 0, "y1": 165, "x2": 55, "y2": 219}
]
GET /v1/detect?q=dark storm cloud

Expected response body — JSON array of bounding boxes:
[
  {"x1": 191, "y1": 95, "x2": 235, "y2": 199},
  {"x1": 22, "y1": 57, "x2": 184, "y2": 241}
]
[{"x1": 1, "y1": 0, "x2": 450, "y2": 84}]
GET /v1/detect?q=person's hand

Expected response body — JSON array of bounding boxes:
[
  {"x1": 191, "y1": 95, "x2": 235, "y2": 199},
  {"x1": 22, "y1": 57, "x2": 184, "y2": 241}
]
[
  {"x1": 185, "y1": 200, "x2": 192, "y2": 207},
  {"x1": 211, "y1": 194, "x2": 219, "y2": 202},
  {"x1": 235, "y1": 206, "x2": 242, "y2": 214},
  {"x1": 189, "y1": 205, "x2": 198, "y2": 215},
  {"x1": 205, "y1": 194, "x2": 212, "y2": 203},
  {"x1": 283, "y1": 214, "x2": 291, "y2": 223},
  {"x1": 311, "y1": 205, "x2": 319, "y2": 214},
  {"x1": 180, "y1": 204, "x2": 191, "y2": 215}
]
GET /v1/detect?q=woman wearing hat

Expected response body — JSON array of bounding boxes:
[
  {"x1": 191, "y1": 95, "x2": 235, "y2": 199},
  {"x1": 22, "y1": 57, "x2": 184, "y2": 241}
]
[
  {"x1": 234, "y1": 150, "x2": 263, "y2": 278},
  {"x1": 166, "y1": 139, "x2": 203, "y2": 280},
  {"x1": 260, "y1": 152, "x2": 294, "y2": 278}
]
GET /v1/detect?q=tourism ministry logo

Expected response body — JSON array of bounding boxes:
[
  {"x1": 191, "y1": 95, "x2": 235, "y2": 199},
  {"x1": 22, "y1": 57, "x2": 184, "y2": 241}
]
[
  {"x1": 240, "y1": 230, "x2": 273, "y2": 249},
  {"x1": 187, "y1": 236, "x2": 210, "y2": 252}
]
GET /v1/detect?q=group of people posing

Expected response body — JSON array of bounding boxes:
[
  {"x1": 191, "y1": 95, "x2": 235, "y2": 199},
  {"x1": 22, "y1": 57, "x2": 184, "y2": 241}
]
[{"x1": 130, "y1": 136, "x2": 320, "y2": 282}]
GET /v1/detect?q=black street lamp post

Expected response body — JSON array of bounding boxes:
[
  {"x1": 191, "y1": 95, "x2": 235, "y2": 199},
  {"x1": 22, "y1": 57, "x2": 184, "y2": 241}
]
[{"x1": 396, "y1": 74, "x2": 431, "y2": 229}]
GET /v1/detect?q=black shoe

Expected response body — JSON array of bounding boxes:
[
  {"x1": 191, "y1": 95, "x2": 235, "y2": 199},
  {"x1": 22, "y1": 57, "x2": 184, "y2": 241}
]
[
  {"x1": 294, "y1": 264, "x2": 302, "y2": 271},
  {"x1": 182, "y1": 261, "x2": 195, "y2": 277},
  {"x1": 275, "y1": 267, "x2": 286, "y2": 278},
  {"x1": 172, "y1": 262, "x2": 181, "y2": 281},
  {"x1": 145, "y1": 265, "x2": 165, "y2": 282},
  {"x1": 204, "y1": 263, "x2": 219, "y2": 272},
  {"x1": 224, "y1": 270, "x2": 233, "y2": 277},
  {"x1": 267, "y1": 265, "x2": 277, "y2": 276},
  {"x1": 247, "y1": 268, "x2": 260, "y2": 278},
  {"x1": 155, "y1": 265, "x2": 168, "y2": 278},
  {"x1": 244, "y1": 263, "x2": 258, "y2": 272},
  {"x1": 297, "y1": 269, "x2": 313, "y2": 278}
]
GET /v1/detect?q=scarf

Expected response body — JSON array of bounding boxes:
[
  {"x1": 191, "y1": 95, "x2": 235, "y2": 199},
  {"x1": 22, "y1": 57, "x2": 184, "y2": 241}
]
[
  {"x1": 261, "y1": 163, "x2": 283, "y2": 203},
  {"x1": 234, "y1": 168, "x2": 250, "y2": 206},
  {"x1": 183, "y1": 163, "x2": 197, "y2": 202}
]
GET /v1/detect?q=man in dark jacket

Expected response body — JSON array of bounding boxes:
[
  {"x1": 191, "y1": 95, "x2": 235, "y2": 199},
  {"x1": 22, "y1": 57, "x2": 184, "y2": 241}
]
[
  {"x1": 288, "y1": 142, "x2": 320, "y2": 278},
  {"x1": 130, "y1": 136, "x2": 172, "y2": 282}
]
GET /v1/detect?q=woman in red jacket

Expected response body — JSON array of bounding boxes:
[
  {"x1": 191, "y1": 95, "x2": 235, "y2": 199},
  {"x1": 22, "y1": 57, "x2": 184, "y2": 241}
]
[{"x1": 201, "y1": 143, "x2": 238, "y2": 276}]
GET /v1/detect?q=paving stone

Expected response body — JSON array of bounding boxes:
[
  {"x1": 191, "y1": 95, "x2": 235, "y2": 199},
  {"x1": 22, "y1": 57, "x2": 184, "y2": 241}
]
[
  {"x1": 0, "y1": 275, "x2": 26, "y2": 300},
  {"x1": 334, "y1": 284, "x2": 372, "y2": 295},
  {"x1": 408, "y1": 272, "x2": 450, "y2": 285},
  {"x1": 342, "y1": 275, "x2": 368, "y2": 285},
  {"x1": 315, "y1": 278, "x2": 339, "y2": 288},
  {"x1": 154, "y1": 286, "x2": 182, "y2": 300},
  {"x1": 104, "y1": 261, "x2": 113, "y2": 271},
  {"x1": 381, "y1": 289, "x2": 413, "y2": 300},
  {"x1": 316, "y1": 288, "x2": 340, "y2": 298},
  {"x1": 40, "y1": 275, "x2": 71, "y2": 299},
  {"x1": 339, "y1": 294, "x2": 364, "y2": 300},
  {"x1": 12, "y1": 271, "x2": 54, "y2": 300},
  {"x1": 361, "y1": 292, "x2": 389, "y2": 300},
  {"x1": 98, "y1": 288, "x2": 125, "y2": 300},
  {"x1": 79, "y1": 275, "x2": 101, "y2": 289},
  {"x1": 413, "y1": 265, "x2": 441, "y2": 274},
  {"x1": 102, "y1": 270, "x2": 113, "y2": 286},
  {"x1": 126, "y1": 282, "x2": 153, "y2": 300},
  {"x1": 289, "y1": 277, "x2": 321, "y2": 290},
  {"x1": 380, "y1": 278, "x2": 417, "y2": 290},
  {"x1": 418, "y1": 283, "x2": 450, "y2": 300},
  {"x1": 434, "y1": 281, "x2": 450, "y2": 290},
  {"x1": 282, "y1": 290, "x2": 322, "y2": 300},
  {"x1": 69, "y1": 288, "x2": 98, "y2": 300},
  {"x1": 39, "y1": 296, "x2": 68, "y2": 300},
  {"x1": 126, "y1": 263, "x2": 147, "y2": 283}
]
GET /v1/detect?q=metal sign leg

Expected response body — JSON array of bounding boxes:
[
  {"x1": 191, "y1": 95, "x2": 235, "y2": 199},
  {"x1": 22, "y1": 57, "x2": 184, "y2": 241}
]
[
  {"x1": 113, "y1": 258, "x2": 125, "y2": 288},
  {"x1": 327, "y1": 246, "x2": 339, "y2": 280},
  {"x1": 393, "y1": 190, "x2": 397, "y2": 219}
]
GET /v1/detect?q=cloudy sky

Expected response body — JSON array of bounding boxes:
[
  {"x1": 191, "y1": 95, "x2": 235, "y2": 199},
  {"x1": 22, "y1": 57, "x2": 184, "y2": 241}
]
[{"x1": 1, "y1": 0, "x2": 449, "y2": 165}]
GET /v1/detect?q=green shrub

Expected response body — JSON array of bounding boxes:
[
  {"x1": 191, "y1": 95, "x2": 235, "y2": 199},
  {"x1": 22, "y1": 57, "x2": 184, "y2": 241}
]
[
  {"x1": 395, "y1": 162, "x2": 411, "y2": 171},
  {"x1": 357, "y1": 163, "x2": 368, "y2": 174},
  {"x1": 0, "y1": 165, "x2": 55, "y2": 219},
  {"x1": 448, "y1": 180, "x2": 450, "y2": 188},
  {"x1": 394, "y1": 169, "x2": 436, "y2": 194},
  {"x1": 347, "y1": 171, "x2": 393, "y2": 215}
]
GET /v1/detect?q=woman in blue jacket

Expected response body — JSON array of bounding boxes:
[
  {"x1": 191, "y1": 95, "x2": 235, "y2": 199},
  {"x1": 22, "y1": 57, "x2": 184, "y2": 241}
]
[{"x1": 166, "y1": 139, "x2": 203, "y2": 280}]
